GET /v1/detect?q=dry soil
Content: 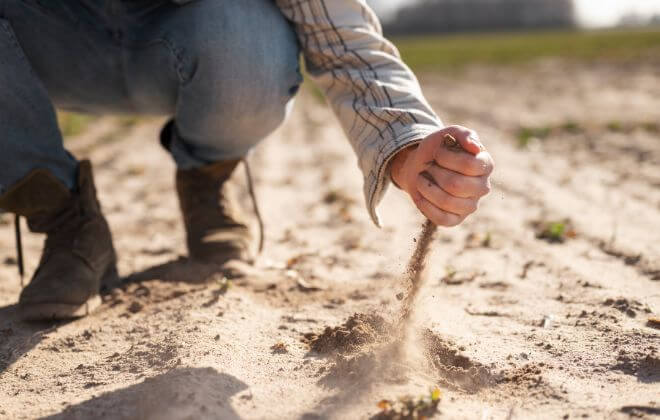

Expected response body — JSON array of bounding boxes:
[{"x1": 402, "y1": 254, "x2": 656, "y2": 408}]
[{"x1": 1, "y1": 60, "x2": 659, "y2": 419}]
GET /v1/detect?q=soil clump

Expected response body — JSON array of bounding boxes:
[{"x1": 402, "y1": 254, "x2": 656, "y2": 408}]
[{"x1": 304, "y1": 313, "x2": 392, "y2": 355}]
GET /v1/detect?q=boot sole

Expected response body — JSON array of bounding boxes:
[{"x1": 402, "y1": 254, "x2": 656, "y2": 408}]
[
  {"x1": 18, "y1": 265, "x2": 118, "y2": 322},
  {"x1": 18, "y1": 295, "x2": 102, "y2": 322}
]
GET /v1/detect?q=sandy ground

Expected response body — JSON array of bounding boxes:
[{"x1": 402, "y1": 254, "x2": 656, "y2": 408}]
[{"x1": 1, "y1": 61, "x2": 659, "y2": 419}]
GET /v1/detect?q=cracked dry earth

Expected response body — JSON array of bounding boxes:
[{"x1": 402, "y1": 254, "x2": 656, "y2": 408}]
[{"x1": 1, "y1": 60, "x2": 659, "y2": 419}]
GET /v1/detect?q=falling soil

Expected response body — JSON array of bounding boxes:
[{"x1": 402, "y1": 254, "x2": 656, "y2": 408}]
[
  {"x1": 398, "y1": 220, "x2": 437, "y2": 323},
  {"x1": 304, "y1": 217, "x2": 438, "y2": 358}
]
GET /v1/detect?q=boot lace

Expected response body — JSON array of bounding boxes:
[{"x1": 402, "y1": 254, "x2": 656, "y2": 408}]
[
  {"x1": 242, "y1": 158, "x2": 264, "y2": 254},
  {"x1": 15, "y1": 215, "x2": 24, "y2": 286}
]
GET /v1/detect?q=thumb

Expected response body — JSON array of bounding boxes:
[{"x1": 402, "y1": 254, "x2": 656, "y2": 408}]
[{"x1": 451, "y1": 132, "x2": 482, "y2": 156}]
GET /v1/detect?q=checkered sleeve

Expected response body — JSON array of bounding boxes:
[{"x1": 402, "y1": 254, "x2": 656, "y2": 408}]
[{"x1": 275, "y1": 0, "x2": 444, "y2": 226}]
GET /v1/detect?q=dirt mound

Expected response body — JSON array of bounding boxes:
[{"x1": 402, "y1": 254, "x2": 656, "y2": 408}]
[
  {"x1": 638, "y1": 356, "x2": 660, "y2": 381},
  {"x1": 495, "y1": 363, "x2": 565, "y2": 401},
  {"x1": 422, "y1": 329, "x2": 493, "y2": 393},
  {"x1": 602, "y1": 297, "x2": 652, "y2": 318},
  {"x1": 613, "y1": 352, "x2": 660, "y2": 382},
  {"x1": 304, "y1": 313, "x2": 392, "y2": 355}
]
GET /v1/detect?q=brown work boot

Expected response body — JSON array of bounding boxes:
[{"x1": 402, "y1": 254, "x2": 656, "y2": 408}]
[
  {"x1": 0, "y1": 160, "x2": 117, "y2": 321},
  {"x1": 176, "y1": 160, "x2": 254, "y2": 267}
]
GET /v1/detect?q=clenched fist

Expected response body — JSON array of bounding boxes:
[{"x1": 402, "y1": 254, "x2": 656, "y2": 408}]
[{"x1": 390, "y1": 125, "x2": 494, "y2": 227}]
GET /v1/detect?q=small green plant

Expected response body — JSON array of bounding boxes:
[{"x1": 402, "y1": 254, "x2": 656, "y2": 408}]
[
  {"x1": 57, "y1": 111, "x2": 98, "y2": 138},
  {"x1": 481, "y1": 232, "x2": 492, "y2": 248},
  {"x1": 642, "y1": 122, "x2": 659, "y2": 133},
  {"x1": 561, "y1": 120, "x2": 582, "y2": 134},
  {"x1": 373, "y1": 387, "x2": 442, "y2": 420},
  {"x1": 218, "y1": 277, "x2": 232, "y2": 294},
  {"x1": 606, "y1": 121, "x2": 623, "y2": 132},
  {"x1": 533, "y1": 219, "x2": 576, "y2": 244},
  {"x1": 465, "y1": 231, "x2": 493, "y2": 249},
  {"x1": 443, "y1": 265, "x2": 457, "y2": 280},
  {"x1": 117, "y1": 116, "x2": 142, "y2": 128},
  {"x1": 546, "y1": 222, "x2": 566, "y2": 241},
  {"x1": 517, "y1": 126, "x2": 551, "y2": 148}
]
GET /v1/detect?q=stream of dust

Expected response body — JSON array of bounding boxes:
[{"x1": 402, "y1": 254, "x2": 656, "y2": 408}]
[{"x1": 398, "y1": 219, "x2": 438, "y2": 325}]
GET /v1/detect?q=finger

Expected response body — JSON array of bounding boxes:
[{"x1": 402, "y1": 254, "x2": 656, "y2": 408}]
[
  {"x1": 419, "y1": 128, "x2": 478, "y2": 159},
  {"x1": 425, "y1": 164, "x2": 491, "y2": 199},
  {"x1": 442, "y1": 125, "x2": 482, "y2": 155},
  {"x1": 417, "y1": 174, "x2": 478, "y2": 216},
  {"x1": 412, "y1": 194, "x2": 464, "y2": 227},
  {"x1": 432, "y1": 146, "x2": 494, "y2": 177}
]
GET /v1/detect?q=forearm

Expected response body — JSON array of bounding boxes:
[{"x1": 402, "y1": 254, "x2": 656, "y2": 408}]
[{"x1": 275, "y1": 0, "x2": 443, "y2": 225}]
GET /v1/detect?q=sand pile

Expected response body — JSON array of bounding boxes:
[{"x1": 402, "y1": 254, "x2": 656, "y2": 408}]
[
  {"x1": 304, "y1": 313, "x2": 392, "y2": 355},
  {"x1": 422, "y1": 329, "x2": 493, "y2": 393}
]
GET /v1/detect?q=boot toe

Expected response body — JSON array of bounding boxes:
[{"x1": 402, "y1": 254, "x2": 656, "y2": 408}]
[
  {"x1": 18, "y1": 265, "x2": 101, "y2": 321},
  {"x1": 189, "y1": 233, "x2": 253, "y2": 265}
]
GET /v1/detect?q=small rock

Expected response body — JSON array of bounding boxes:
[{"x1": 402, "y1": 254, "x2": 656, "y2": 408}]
[{"x1": 127, "y1": 301, "x2": 143, "y2": 314}]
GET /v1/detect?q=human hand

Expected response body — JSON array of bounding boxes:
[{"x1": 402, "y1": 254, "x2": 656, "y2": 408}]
[{"x1": 389, "y1": 126, "x2": 494, "y2": 226}]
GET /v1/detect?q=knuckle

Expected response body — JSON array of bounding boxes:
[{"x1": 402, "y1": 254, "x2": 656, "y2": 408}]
[
  {"x1": 468, "y1": 160, "x2": 484, "y2": 176},
  {"x1": 444, "y1": 176, "x2": 463, "y2": 196},
  {"x1": 433, "y1": 144, "x2": 446, "y2": 162}
]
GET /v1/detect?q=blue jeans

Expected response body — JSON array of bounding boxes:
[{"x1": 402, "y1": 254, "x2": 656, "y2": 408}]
[{"x1": 0, "y1": 0, "x2": 302, "y2": 192}]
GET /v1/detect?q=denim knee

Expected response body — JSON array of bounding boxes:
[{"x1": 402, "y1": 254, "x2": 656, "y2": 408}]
[{"x1": 166, "y1": 0, "x2": 303, "y2": 168}]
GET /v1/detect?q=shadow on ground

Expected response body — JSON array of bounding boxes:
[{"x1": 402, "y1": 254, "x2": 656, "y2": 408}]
[
  {"x1": 41, "y1": 367, "x2": 248, "y2": 420},
  {"x1": 122, "y1": 257, "x2": 227, "y2": 285},
  {"x1": 0, "y1": 304, "x2": 68, "y2": 375},
  {"x1": 1, "y1": 259, "x2": 227, "y2": 377}
]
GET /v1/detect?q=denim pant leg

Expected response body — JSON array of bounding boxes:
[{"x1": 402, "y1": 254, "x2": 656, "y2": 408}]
[
  {"x1": 0, "y1": 0, "x2": 303, "y2": 190},
  {"x1": 0, "y1": 19, "x2": 78, "y2": 193},
  {"x1": 153, "y1": 0, "x2": 303, "y2": 168}
]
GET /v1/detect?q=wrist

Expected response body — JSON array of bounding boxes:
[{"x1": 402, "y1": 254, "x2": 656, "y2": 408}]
[{"x1": 390, "y1": 145, "x2": 417, "y2": 189}]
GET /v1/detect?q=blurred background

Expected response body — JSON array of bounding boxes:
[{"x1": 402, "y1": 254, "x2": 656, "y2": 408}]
[
  {"x1": 360, "y1": 0, "x2": 660, "y2": 73},
  {"x1": 370, "y1": 0, "x2": 660, "y2": 31}
]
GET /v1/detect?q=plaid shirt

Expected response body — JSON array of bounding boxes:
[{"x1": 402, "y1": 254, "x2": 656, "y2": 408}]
[{"x1": 275, "y1": 0, "x2": 443, "y2": 226}]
